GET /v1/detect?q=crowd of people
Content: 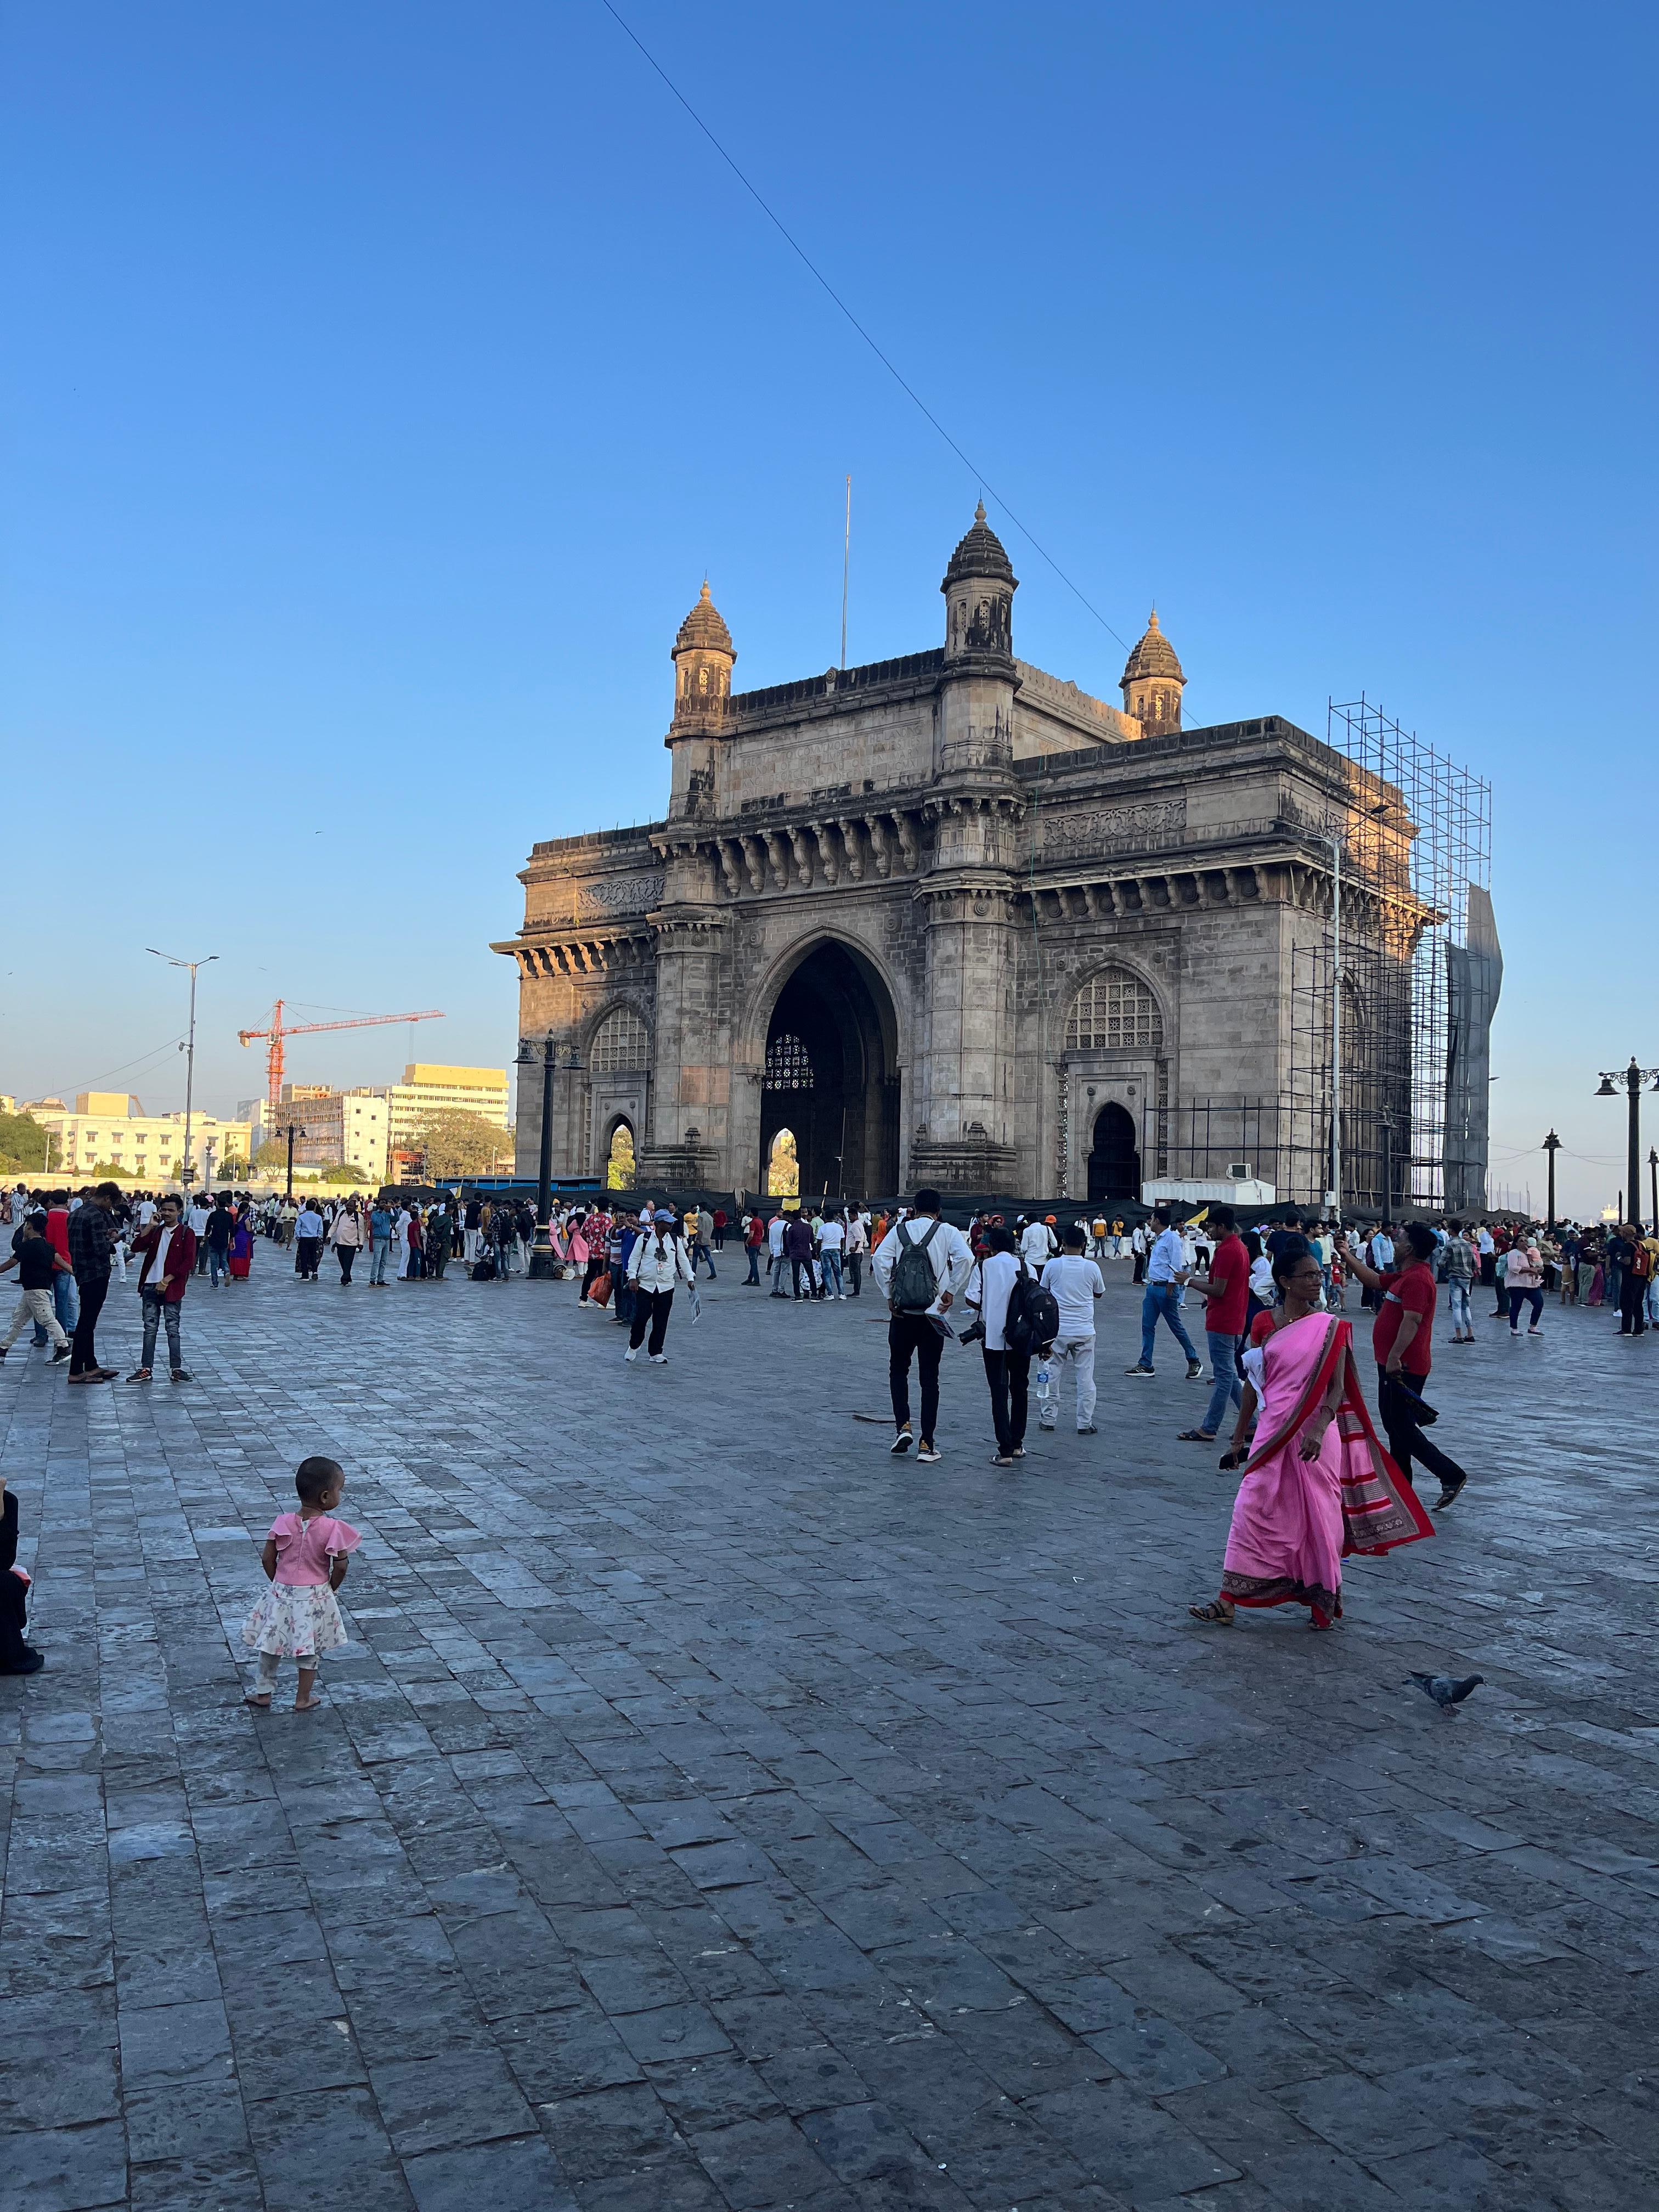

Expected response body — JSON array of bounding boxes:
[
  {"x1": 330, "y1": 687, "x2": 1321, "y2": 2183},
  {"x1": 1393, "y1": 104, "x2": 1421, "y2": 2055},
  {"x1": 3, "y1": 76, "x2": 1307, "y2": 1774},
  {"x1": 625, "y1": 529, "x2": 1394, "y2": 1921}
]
[{"x1": 1, "y1": 1166, "x2": 1650, "y2": 1672}]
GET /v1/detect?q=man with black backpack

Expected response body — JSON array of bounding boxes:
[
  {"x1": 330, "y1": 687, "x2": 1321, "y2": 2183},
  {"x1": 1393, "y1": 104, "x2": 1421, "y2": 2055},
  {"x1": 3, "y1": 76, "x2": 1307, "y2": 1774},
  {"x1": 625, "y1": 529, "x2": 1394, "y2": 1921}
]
[
  {"x1": 870, "y1": 1188, "x2": 974, "y2": 1464},
  {"x1": 966, "y1": 1224, "x2": 1063, "y2": 1465}
]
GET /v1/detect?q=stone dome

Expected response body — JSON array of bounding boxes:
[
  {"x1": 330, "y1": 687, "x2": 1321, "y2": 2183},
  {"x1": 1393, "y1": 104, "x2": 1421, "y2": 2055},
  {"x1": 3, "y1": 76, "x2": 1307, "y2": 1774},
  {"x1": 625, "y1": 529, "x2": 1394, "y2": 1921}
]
[
  {"x1": 941, "y1": 502, "x2": 1016, "y2": 591},
  {"x1": 672, "y1": 580, "x2": 735, "y2": 661},
  {"x1": 1121, "y1": 608, "x2": 1183, "y2": 685}
]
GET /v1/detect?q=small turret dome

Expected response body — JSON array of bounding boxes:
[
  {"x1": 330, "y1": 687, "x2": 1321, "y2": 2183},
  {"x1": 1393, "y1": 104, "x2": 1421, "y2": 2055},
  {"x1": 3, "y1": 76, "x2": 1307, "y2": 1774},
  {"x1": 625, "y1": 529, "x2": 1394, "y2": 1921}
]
[
  {"x1": 1121, "y1": 608, "x2": 1183, "y2": 686},
  {"x1": 941, "y1": 501, "x2": 1016, "y2": 592},
  {"x1": 1119, "y1": 608, "x2": 1186, "y2": 735},
  {"x1": 672, "y1": 580, "x2": 735, "y2": 662}
]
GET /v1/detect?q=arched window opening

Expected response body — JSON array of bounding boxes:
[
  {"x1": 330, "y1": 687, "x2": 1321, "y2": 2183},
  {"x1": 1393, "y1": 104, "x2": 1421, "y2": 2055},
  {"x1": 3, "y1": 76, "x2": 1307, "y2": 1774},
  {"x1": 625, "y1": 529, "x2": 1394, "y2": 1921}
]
[
  {"x1": 766, "y1": 1127, "x2": 800, "y2": 1197},
  {"x1": 1066, "y1": 967, "x2": 1163, "y2": 1053},
  {"x1": 589, "y1": 1006, "x2": 649, "y2": 1075},
  {"x1": 764, "y1": 1032, "x2": 815, "y2": 1090},
  {"x1": 605, "y1": 1121, "x2": 636, "y2": 1190}
]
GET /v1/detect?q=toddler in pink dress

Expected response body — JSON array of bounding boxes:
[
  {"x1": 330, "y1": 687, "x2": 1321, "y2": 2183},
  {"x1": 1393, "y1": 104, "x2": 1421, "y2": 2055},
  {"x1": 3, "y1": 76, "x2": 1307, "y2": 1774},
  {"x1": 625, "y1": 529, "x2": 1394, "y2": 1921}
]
[{"x1": 243, "y1": 1455, "x2": 359, "y2": 1711}]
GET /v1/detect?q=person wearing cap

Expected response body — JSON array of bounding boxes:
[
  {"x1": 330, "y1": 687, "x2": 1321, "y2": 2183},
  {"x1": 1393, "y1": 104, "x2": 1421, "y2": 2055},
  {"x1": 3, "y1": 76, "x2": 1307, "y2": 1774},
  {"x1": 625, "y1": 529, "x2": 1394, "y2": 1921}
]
[{"x1": 624, "y1": 1209, "x2": 696, "y2": 1363}]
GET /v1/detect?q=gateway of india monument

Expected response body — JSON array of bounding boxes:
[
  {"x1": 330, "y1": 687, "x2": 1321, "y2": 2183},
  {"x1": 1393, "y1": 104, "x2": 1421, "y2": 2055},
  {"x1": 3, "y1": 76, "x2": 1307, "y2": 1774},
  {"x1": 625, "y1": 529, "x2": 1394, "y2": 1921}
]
[{"x1": 495, "y1": 507, "x2": 1497, "y2": 1211}]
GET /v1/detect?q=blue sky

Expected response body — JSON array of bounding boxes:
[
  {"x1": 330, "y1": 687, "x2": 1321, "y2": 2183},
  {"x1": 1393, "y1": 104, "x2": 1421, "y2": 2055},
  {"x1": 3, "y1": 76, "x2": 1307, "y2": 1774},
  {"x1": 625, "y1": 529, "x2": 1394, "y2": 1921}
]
[{"x1": 3, "y1": 2, "x2": 1651, "y2": 1214}]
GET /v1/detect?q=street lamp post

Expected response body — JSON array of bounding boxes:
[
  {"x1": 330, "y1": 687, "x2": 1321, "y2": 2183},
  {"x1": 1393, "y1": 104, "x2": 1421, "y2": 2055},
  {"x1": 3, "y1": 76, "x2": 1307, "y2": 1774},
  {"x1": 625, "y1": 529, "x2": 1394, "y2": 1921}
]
[
  {"x1": 520, "y1": 1036, "x2": 559, "y2": 1279},
  {"x1": 1650, "y1": 1147, "x2": 1658, "y2": 1238},
  {"x1": 146, "y1": 949, "x2": 217, "y2": 1194},
  {"x1": 1543, "y1": 1128, "x2": 1561, "y2": 1230},
  {"x1": 1595, "y1": 1060, "x2": 1659, "y2": 1228},
  {"x1": 285, "y1": 1124, "x2": 305, "y2": 1200}
]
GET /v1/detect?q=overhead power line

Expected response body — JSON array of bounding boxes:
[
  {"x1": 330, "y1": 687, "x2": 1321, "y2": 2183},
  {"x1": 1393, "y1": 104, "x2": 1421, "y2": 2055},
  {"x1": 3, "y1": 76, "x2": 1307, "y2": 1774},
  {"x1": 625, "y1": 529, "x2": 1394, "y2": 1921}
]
[{"x1": 597, "y1": 0, "x2": 1137, "y2": 660}]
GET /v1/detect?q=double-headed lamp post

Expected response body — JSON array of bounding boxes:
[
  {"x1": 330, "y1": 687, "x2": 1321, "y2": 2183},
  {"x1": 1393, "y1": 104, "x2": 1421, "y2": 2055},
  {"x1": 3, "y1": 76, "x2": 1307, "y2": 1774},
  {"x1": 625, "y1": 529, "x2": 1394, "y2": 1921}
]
[
  {"x1": 1595, "y1": 1060, "x2": 1659, "y2": 1229},
  {"x1": 1542, "y1": 1129, "x2": 1561, "y2": 1230},
  {"x1": 518, "y1": 1035, "x2": 559, "y2": 1279},
  {"x1": 146, "y1": 948, "x2": 217, "y2": 1192}
]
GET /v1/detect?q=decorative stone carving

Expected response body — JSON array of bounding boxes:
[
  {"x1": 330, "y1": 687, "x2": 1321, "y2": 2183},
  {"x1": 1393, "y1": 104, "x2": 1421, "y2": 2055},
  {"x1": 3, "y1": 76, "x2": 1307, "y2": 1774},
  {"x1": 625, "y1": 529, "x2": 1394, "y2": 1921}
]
[
  {"x1": 578, "y1": 872, "x2": 665, "y2": 917},
  {"x1": 1042, "y1": 799, "x2": 1186, "y2": 855}
]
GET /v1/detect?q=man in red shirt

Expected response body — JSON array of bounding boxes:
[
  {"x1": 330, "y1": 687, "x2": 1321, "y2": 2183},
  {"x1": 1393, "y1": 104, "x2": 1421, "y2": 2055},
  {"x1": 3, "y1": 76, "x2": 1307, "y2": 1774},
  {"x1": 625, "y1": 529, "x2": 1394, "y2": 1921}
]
[
  {"x1": 1346, "y1": 1221, "x2": 1467, "y2": 1510},
  {"x1": 1180, "y1": 1205, "x2": 1251, "y2": 1443},
  {"x1": 43, "y1": 1191, "x2": 80, "y2": 1344}
]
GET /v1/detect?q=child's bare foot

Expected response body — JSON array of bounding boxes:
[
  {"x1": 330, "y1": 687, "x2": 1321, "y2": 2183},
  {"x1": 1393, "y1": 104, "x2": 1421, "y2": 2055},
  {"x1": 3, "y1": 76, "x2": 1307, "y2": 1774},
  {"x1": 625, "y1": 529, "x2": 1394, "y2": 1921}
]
[
  {"x1": 292, "y1": 1696, "x2": 322, "y2": 1711},
  {"x1": 244, "y1": 1692, "x2": 272, "y2": 1708}
]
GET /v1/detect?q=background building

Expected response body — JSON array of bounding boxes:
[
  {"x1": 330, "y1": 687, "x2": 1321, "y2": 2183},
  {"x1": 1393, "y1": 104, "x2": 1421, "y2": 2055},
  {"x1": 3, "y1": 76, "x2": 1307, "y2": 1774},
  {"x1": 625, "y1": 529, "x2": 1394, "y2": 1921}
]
[
  {"x1": 267, "y1": 1088, "x2": 391, "y2": 1179},
  {"x1": 26, "y1": 1092, "x2": 252, "y2": 1183},
  {"x1": 362, "y1": 1064, "x2": 512, "y2": 1168}
]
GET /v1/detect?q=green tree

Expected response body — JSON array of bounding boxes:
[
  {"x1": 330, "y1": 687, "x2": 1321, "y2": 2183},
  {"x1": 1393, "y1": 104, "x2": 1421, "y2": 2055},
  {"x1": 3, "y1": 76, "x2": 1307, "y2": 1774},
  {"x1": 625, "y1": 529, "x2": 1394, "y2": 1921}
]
[
  {"x1": 0, "y1": 1111, "x2": 49, "y2": 1172},
  {"x1": 318, "y1": 1162, "x2": 369, "y2": 1184},
  {"x1": 408, "y1": 1109, "x2": 514, "y2": 1180},
  {"x1": 252, "y1": 1139, "x2": 289, "y2": 1172}
]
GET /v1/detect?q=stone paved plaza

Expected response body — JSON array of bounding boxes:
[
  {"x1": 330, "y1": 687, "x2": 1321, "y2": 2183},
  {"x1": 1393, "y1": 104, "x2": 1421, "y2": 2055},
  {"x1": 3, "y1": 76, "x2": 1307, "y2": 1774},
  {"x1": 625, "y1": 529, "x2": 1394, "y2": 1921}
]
[{"x1": 3, "y1": 1251, "x2": 1658, "y2": 2212}]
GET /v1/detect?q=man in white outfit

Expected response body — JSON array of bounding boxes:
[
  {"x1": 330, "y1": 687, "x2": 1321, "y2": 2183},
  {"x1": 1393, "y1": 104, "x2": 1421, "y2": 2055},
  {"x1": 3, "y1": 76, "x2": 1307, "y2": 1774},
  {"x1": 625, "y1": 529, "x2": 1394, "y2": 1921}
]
[
  {"x1": 1019, "y1": 1215, "x2": 1059, "y2": 1269},
  {"x1": 1040, "y1": 1225, "x2": 1105, "y2": 1432}
]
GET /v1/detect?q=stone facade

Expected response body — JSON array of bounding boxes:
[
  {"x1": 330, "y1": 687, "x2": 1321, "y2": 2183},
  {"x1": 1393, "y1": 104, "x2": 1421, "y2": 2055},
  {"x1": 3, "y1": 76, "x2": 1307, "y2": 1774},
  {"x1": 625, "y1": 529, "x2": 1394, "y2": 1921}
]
[{"x1": 494, "y1": 509, "x2": 1427, "y2": 1203}]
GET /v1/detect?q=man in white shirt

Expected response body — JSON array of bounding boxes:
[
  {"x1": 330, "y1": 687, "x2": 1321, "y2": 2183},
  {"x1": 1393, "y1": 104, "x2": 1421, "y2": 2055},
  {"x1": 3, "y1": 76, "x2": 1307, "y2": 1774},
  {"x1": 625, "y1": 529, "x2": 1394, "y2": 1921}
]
[
  {"x1": 965, "y1": 1225, "x2": 1030, "y2": 1464},
  {"x1": 870, "y1": 1188, "x2": 974, "y2": 1464},
  {"x1": 187, "y1": 1197, "x2": 212, "y2": 1276},
  {"x1": 817, "y1": 1210, "x2": 848, "y2": 1297},
  {"x1": 766, "y1": 1210, "x2": 788, "y2": 1297},
  {"x1": 1019, "y1": 1216, "x2": 1058, "y2": 1269},
  {"x1": 844, "y1": 1208, "x2": 868, "y2": 1297},
  {"x1": 1040, "y1": 1226, "x2": 1106, "y2": 1432},
  {"x1": 1126, "y1": 1207, "x2": 1204, "y2": 1380}
]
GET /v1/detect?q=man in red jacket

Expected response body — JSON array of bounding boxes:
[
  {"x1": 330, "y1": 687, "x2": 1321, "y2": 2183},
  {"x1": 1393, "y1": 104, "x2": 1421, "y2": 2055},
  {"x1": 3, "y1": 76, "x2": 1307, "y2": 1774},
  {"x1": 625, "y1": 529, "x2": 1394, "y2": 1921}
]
[{"x1": 127, "y1": 1196, "x2": 198, "y2": 1383}]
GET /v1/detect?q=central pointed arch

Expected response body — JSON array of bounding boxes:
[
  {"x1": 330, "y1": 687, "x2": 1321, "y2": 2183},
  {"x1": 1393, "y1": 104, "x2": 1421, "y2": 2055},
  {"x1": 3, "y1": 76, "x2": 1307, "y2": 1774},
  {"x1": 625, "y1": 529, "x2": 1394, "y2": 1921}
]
[{"x1": 757, "y1": 938, "x2": 899, "y2": 1200}]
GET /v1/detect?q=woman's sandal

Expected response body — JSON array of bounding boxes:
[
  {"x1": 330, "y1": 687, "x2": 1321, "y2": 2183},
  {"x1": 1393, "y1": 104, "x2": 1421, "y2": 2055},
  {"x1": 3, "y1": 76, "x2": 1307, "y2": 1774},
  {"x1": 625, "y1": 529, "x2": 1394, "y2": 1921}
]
[
  {"x1": 1188, "y1": 1600, "x2": 1235, "y2": 1625},
  {"x1": 1177, "y1": 1429, "x2": 1217, "y2": 1443}
]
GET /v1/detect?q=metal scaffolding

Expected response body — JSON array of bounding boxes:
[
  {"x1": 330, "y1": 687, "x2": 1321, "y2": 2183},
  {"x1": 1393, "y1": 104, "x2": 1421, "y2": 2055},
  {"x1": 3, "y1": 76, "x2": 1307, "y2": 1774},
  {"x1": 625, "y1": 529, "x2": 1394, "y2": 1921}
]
[{"x1": 1322, "y1": 697, "x2": 1492, "y2": 1212}]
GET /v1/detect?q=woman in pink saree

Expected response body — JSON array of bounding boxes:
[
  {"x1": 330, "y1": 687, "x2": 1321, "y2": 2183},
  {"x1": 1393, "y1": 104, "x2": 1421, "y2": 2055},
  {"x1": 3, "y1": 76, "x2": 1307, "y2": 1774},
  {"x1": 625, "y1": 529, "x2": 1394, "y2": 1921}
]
[{"x1": 1190, "y1": 1243, "x2": 1432, "y2": 1631}]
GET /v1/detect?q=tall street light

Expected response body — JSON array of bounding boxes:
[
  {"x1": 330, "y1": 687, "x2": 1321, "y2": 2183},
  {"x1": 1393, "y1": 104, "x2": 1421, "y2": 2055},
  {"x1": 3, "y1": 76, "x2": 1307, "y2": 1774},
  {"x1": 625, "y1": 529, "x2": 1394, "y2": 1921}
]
[
  {"x1": 1649, "y1": 1146, "x2": 1658, "y2": 1239},
  {"x1": 1542, "y1": 1129, "x2": 1561, "y2": 1230},
  {"x1": 285, "y1": 1122, "x2": 305, "y2": 1200},
  {"x1": 1595, "y1": 1059, "x2": 1659, "y2": 1227},
  {"x1": 147, "y1": 949, "x2": 217, "y2": 1193},
  {"x1": 518, "y1": 1035, "x2": 559, "y2": 1279}
]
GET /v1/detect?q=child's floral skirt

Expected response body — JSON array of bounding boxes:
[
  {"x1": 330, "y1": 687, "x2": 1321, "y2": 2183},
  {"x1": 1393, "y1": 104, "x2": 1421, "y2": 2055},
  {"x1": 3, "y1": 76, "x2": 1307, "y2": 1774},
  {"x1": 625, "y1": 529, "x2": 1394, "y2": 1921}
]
[{"x1": 242, "y1": 1581, "x2": 348, "y2": 1658}]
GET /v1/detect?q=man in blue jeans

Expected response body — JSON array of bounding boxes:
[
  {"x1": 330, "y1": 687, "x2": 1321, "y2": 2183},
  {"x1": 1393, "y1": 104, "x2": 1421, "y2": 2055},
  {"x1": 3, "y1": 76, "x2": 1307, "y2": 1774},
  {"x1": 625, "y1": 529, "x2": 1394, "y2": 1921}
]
[
  {"x1": 1125, "y1": 1206, "x2": 1204, "y2": 1380},
  {"x1": 367, "y1": 1201, "x2": 394, "y2": 1286},
  {"x1": 1175, "y1": 1204, "x2": 1248, "y2": 1440}
]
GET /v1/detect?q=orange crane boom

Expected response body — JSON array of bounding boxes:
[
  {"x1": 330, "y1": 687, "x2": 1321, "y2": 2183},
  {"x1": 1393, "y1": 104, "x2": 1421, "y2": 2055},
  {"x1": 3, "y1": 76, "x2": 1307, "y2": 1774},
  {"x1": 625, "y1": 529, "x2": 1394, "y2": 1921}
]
[{"x1": 238, "y1": 999, "x2": 447, "y2": 1109}]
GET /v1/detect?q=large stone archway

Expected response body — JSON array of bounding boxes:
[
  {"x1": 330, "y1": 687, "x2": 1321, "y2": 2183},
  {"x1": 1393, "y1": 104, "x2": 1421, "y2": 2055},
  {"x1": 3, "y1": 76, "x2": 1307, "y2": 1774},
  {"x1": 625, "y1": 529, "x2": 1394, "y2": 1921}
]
[{"x1": 759, "y1": 942, "x2": 899, "y2": 1201}]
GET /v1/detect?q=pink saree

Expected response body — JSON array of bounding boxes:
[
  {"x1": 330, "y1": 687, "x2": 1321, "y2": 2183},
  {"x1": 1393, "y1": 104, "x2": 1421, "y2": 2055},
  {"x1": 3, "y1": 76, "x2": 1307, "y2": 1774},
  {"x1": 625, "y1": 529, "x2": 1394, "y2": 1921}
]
[{"x1": 1220, "y1": 1313, "x2": 1433, "y2": 1627}]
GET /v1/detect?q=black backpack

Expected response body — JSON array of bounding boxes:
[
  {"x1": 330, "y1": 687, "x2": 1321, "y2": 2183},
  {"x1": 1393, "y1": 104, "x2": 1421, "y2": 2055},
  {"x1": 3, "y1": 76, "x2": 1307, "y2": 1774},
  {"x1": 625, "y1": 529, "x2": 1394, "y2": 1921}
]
[
  {"x1": 889, "y1": 1219, "x2": 942, "y2": 1311},
  {"x1": 1004, "y1": 1260, "x2": 1060, "y2": 1358},
  {"x1": 471, "y1": 1255, "x2": 497, "y2": 1282}
]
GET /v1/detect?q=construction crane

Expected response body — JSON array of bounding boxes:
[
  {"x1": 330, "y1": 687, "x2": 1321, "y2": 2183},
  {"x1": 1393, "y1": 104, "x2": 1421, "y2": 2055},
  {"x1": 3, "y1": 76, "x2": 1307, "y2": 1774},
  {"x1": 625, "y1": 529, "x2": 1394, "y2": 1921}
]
[{"x1": 238, "y1": 1000, "x2": 447, "y2": 1110}]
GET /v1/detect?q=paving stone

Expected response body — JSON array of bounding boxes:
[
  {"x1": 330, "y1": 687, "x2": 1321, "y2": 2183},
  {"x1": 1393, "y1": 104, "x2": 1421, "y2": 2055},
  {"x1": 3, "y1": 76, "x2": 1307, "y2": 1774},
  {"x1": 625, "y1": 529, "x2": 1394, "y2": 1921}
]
[
  {"x1": 403, "y1": 2130, "x2": 578, "y2": 2212},
  {"x1": 5, "y1": 1266, "x2": 1659, "y2": 2209}
]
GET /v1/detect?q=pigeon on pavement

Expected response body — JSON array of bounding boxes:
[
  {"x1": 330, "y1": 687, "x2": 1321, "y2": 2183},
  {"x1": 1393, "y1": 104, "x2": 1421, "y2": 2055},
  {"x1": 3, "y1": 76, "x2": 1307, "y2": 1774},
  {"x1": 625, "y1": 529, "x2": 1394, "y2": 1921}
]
[{"x1": 1408, "y1": 1671, "x2": 1484, "y2": 1713}]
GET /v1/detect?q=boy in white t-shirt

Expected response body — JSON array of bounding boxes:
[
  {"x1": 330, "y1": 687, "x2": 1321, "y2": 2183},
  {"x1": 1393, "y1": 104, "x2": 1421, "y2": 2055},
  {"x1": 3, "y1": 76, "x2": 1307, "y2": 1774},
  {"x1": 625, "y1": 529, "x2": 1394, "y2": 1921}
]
[{"x1": 1039, "y1": 1226, "x2": 1107, "y2": 1432}]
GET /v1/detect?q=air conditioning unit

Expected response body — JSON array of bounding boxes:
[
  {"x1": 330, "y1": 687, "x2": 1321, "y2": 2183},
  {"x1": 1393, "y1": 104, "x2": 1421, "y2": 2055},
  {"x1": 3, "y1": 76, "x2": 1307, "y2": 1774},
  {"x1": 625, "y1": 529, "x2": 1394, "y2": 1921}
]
[{"x1": 1226, "y1": 1163, "x2": 1252, "y2": 1182}]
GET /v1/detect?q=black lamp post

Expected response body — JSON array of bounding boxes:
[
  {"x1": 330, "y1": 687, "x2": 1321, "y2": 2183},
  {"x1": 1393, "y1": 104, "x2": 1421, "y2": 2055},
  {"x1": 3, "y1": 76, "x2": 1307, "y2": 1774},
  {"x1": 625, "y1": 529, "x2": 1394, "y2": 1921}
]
[
  {"x1": 285, "y1": 1123, "x2": 305, "y2": 1200},
  {"x1": 520, "y1": 1035, "x2": 559, "y2": 1279},
  {"x1": 1595, "y1": 1060, "x2": 1659, "y2": 1228},
  {"x1": 1650, "y1": 1147, "x2": 1658, "y2": 1237},
  {"x1": 1543, "y1": 1129, "x2": 1560, "y2": 1230}
]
